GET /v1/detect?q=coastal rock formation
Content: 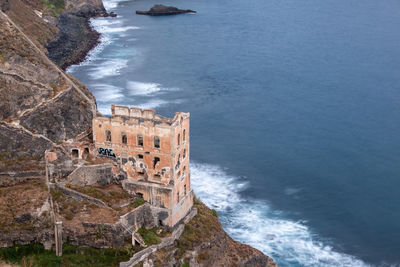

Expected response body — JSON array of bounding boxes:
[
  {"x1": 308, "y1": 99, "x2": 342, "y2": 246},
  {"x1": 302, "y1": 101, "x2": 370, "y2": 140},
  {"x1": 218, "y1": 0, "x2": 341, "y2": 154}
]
[
  {"x1": 147, "y1": 200, "x2": 277, "y2": 266},
  {"x1": 136, "y1": 4, "x2": 196, "y2": 15},
  {"x1": 0, "y1": 7, "x2": 94, "y2": 165}
]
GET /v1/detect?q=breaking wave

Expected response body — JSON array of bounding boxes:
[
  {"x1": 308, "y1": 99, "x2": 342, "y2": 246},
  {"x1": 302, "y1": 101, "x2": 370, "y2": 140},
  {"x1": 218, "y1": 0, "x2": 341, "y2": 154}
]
[
  {"x1": 190, "y1": 162, "x2": 369, "y2": 267},
  {"x1": 127, "y1": 81, "x2": 180, "y2": 96},
  {"x1": 103, "y1": 0, "x2": 132, "y2": 11},
  {"x1": 88, "y1": 58, "x2": 128, "y2": 79}
]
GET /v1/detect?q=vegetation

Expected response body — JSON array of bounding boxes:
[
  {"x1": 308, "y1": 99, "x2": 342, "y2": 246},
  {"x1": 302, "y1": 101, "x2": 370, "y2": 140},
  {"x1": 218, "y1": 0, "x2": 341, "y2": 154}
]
[
  {"x1": 0, "y1": 243, "x2": 133, "y2": 267},
  {"x1": 129, "y1": 198, "x2": 145, "y2": 209},
  {"x1": 65, "y1": 183, "x2": 134, "y2": 207},
  {"x1": 174, "y1": 198, "x2": 220, "y2": 260},
  {"x1": 211, "y1": 209, "x2": 218, "y2": 217},
  {"x1": 137, "y1": 227, "x2": 162, "y2": 246},
  {"x1": 42, "y1": 0, "x2": 65, "y2": 16}
]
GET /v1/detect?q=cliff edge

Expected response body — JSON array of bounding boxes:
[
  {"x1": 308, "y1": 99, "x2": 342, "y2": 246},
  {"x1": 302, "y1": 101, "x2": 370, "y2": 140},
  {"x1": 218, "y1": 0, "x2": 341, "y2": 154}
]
[{"x1": 0, "y1": 1, "x2": 277, "y2": 266}]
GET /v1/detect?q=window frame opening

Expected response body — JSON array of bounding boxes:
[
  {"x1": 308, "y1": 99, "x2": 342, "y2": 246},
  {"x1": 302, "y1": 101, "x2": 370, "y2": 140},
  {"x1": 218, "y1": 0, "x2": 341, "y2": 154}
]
[
  {"x1": 106, "y1": 130, "x2": 112, "y2": 142},
  {"x1": 72, "y1": 149, "x2": 79, "y2": 159},
  {"x1": 154, "y1": 136, "x2": 160, "y2": 148},
  {"x1": 137, "y1": 134, "x2": 144, "y2": 147},
  {"x1": 153, "y1": 157, "x2": 160, "y2": 169},
  {"x1": 121, "y1": 133, "x2": 127, "y2": 145}
]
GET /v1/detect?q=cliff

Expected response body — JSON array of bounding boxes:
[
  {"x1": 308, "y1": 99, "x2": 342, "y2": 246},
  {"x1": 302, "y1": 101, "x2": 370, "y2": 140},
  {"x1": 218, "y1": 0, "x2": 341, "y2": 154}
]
[
  {"x1": 0, "y1": 1, "x2": 277, "y2": 266},
  {"x1": 146, "y1": 199, "x2": 277, "y2": 267}
]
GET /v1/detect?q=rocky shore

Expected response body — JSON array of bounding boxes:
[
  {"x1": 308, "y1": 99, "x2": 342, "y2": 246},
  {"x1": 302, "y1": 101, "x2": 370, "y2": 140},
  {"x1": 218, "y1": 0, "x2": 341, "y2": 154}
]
[{"x1": 46, "y1": 2, "x2": 107, "y2": 70}]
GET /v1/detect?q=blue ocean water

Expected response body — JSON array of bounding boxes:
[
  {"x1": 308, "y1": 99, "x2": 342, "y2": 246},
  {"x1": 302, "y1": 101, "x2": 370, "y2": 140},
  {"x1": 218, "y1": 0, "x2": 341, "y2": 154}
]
[{"x1": 68, "y1": 0, "x2": 400, "y2": 265}]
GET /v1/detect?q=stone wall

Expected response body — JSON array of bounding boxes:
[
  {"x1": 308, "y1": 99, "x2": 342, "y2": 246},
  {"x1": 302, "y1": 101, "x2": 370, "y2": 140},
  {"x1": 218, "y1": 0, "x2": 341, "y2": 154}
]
[{"x1": 68, "y1": 163, "x2": 114, "y2": 186}]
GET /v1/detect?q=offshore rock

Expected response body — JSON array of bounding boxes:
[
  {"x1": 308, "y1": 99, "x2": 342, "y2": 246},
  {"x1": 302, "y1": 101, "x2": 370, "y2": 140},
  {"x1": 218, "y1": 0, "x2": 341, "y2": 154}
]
[{"x1": 136, "y1": 4, "x2": 196, "y2": 15}]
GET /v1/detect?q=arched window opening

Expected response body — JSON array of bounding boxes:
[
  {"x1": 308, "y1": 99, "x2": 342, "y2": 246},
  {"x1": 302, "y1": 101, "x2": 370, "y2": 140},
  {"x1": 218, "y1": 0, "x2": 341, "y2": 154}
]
[
  {"x1": 184, "y1": 184, "x2": 187, "y2": 195},
  {"x1": 177, "y1": 134, "x2": 180, "y2": 146},
  {"x1": 137, "y1": 154, "x2": 144, "y2": 159},
  {"x1": 183, "y1": 149, "x2": 186, "y2": 159},
  {"x1": 183, "y1": 129, "x2": 186, "y2": 141},
  {"x1": 106, "y1": 130, "x2": 112, "y2": 142},
  {"x1": 177, "y1": 191, "x2": 180, "y2": 203},
  {"x1": 122, "y1": 134, "x2": 127, "y2": 145},
  {"x1": 72, "y1": 149, "x2": 79, "y2": 159},
  {"x1": 137, "y1": 134, "x2": 143, "y2": 147},
  {"x1": 154, "y1": 136, "x2": 160, "y2": 148}
]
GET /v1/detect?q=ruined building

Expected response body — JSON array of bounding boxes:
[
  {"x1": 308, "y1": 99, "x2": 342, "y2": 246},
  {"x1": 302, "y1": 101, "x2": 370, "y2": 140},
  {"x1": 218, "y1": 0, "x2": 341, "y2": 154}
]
[{"x1": 92, "y1": 105, "x2": 193, "y2": 227}]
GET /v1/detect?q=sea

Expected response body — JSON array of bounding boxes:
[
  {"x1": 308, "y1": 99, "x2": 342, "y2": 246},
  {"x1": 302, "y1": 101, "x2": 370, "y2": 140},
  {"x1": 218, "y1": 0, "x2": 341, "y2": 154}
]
[{"x1": 68, "y1": 0, "x2": 400, "y2": 266}]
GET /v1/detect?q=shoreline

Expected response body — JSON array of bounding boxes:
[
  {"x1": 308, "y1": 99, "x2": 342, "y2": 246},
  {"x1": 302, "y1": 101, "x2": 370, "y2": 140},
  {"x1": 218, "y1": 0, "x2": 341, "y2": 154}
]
[{"x1": 46, "y1": 10, "x2": 107, "y2": 70}]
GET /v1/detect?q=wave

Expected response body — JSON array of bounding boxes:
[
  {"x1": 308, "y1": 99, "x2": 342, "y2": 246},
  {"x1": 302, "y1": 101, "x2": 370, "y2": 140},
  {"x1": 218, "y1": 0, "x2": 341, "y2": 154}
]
[
  {"x1": 89, "y1": 84, "x2": 123, "y2": 101},
  {"x1": 88, "y1": 58, "x2": 128, "y2": 79},
  {"x1": 103, "y1": 0, "x2": 132, "y2": 11},
  {"x1": 127, "y1": 81, "x2": 180, "y2": 96},
  {"x1": 190, "y1": 162, "x2": 369, "y2": 267},
  {"x1": 134, "y1": 99, "x2": 182, "y2": 110}
]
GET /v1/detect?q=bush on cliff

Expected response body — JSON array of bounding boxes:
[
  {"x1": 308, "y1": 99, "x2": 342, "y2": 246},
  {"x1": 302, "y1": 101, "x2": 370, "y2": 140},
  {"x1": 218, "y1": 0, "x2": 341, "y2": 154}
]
[{"x1": 0, "y1": 243, "x2": 133, "y2": 267}]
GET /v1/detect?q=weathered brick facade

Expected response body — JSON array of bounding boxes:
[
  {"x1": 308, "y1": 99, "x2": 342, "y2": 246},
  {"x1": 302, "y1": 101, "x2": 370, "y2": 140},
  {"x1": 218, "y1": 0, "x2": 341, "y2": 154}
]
[{"x1": 92, "y1": 105, "x2": 193, "y2": 227}]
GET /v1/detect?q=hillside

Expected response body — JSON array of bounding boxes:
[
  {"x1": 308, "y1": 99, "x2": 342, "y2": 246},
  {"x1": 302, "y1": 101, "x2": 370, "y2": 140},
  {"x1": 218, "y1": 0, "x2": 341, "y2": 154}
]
[{"x1": 0, "y1": 1, "x2": 277, "y2": 266}]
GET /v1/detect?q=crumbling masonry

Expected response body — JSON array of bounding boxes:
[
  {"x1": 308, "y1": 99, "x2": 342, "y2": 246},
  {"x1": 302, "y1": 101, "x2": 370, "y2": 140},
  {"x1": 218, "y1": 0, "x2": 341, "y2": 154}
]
[{"x1": 92, "y1": 105, "x2": 193, "y2": 227}]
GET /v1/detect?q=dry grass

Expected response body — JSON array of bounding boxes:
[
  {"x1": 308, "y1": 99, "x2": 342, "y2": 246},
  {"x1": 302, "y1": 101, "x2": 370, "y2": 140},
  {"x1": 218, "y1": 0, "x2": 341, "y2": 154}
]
[{"x1": 0, "y1": 180, "x2": 49, "y2": 231}]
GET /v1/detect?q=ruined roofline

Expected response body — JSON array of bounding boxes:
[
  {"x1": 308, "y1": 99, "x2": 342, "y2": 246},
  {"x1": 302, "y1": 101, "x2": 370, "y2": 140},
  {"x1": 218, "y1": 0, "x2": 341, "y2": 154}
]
[{"x1": 105, "y1": 104, "x2": 189, "y2": 126}]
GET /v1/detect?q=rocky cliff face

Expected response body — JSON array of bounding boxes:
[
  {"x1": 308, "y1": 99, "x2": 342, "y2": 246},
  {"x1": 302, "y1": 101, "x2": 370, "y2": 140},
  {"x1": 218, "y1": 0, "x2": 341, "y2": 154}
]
[
  {"x1": 147, "y1": 200, "x2": 277, "y2": 267},
  {"x1": 0, "y1": 4, "x2": 95, "y2": 171}
]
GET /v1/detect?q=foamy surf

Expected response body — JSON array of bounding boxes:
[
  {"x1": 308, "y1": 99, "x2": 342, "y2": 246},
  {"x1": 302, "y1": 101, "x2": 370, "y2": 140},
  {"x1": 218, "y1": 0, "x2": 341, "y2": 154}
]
[
  {"x1": 134, "y1": 99, "x2": 182, "y2": 110},
  {"x1": 88, "y1": 58, "x2": 128, "y2": 79},
  {"x1": 103, "y1": 0, "x2": 132, "y2": 11},
  {"x1": 190, "y1": 162, "x2": 369, "y2": 267},
  {"x1": 89, "y1": 84, "x2": 124, "y2": 101},
  {"x1": 127, "y1": 81, "x2": 180, "y2": 96}
]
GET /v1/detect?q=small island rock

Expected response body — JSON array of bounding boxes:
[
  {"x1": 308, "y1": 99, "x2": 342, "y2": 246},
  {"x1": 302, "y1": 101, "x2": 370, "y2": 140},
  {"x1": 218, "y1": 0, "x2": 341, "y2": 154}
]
[{"x1": 136, "y1": 4, "x2": 196, "y2": 15}]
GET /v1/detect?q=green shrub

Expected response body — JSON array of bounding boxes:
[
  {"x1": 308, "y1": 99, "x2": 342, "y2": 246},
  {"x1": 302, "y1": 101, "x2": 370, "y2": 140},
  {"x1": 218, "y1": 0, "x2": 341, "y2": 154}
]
[
  {"x1": 211, "y1": 209, "x2": 218, "y2": 217},
  {"x1": 137, "y1": 227, "x2": 162, "y2": 246}
]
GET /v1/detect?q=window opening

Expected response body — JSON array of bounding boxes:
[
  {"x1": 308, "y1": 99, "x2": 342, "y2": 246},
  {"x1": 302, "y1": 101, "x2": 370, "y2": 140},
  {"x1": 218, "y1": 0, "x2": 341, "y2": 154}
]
[
  {"x1": 72, "y1": 149, "x2": 79, "y2": 159},
  {"x1": 122, "y1": 134, "x2": 127, "y2": 145},
  {"x1": 137, "y1": 135, "x2": 143, "y2": 146},
  {"x1": 106, "y1": 130, "x2": 112, "y2": 142},
  {"x1": 154, "y1": 136, "x2": 160, "y2": 148},
  {"x1": 153, "y1": 157, "x2": 160, "y2": 169}
]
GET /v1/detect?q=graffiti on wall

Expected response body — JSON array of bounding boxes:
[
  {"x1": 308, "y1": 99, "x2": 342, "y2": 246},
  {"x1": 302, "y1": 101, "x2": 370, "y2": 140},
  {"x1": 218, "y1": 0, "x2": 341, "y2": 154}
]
[{"x1": 98, "y1": 148, "x2": 116, "y2": 158}]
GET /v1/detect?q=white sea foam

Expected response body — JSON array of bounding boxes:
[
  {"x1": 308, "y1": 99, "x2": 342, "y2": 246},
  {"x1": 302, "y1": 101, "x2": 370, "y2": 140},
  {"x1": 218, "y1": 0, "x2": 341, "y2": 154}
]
[
  {"x1": 67, "y1": 16, "x2": 140, "y2": 73},
  {"x1": 88, "y1": 58, "x2": 128, "y2": 79},
  {"x1": 190, "y1": 162, "x2": 369, "y2": 267},
  {"x1": 127, "y1": 81, "x2": 180, "y2": 96},
  {"x1": 89, "y1": 84, "x2": 123, "y2": 101},
  {"x1": 133, "y1": 99, "x2": 182, "y2": 109},
  {"x1": 103, "y1": 0, "x2": 131, "y2": 11}
]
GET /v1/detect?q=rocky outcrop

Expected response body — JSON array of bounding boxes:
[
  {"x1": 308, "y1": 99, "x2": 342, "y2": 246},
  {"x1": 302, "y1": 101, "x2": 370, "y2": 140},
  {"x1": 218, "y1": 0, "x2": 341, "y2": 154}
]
[
  {"x1": 46, "y1": 12, "x2": 100, "y2": 69},
  {"x1": 136, "y1": 5, "x2": 196, "y2": 15},
  {"x1": 148, "y1": 200, "x2": 277, "y2": 266},
  {"x1": 19, "y1": 88, "x2": 94, "y2": 142},
  {"x1": 0, "y1": 122, "x2": 53, "y2": 171},
  {"x1": 0, "y1": 8, "x2": 94, "y2": 168},
  {"x1": 65, "y1": 0, "x2": 106, "y2": 17}
]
